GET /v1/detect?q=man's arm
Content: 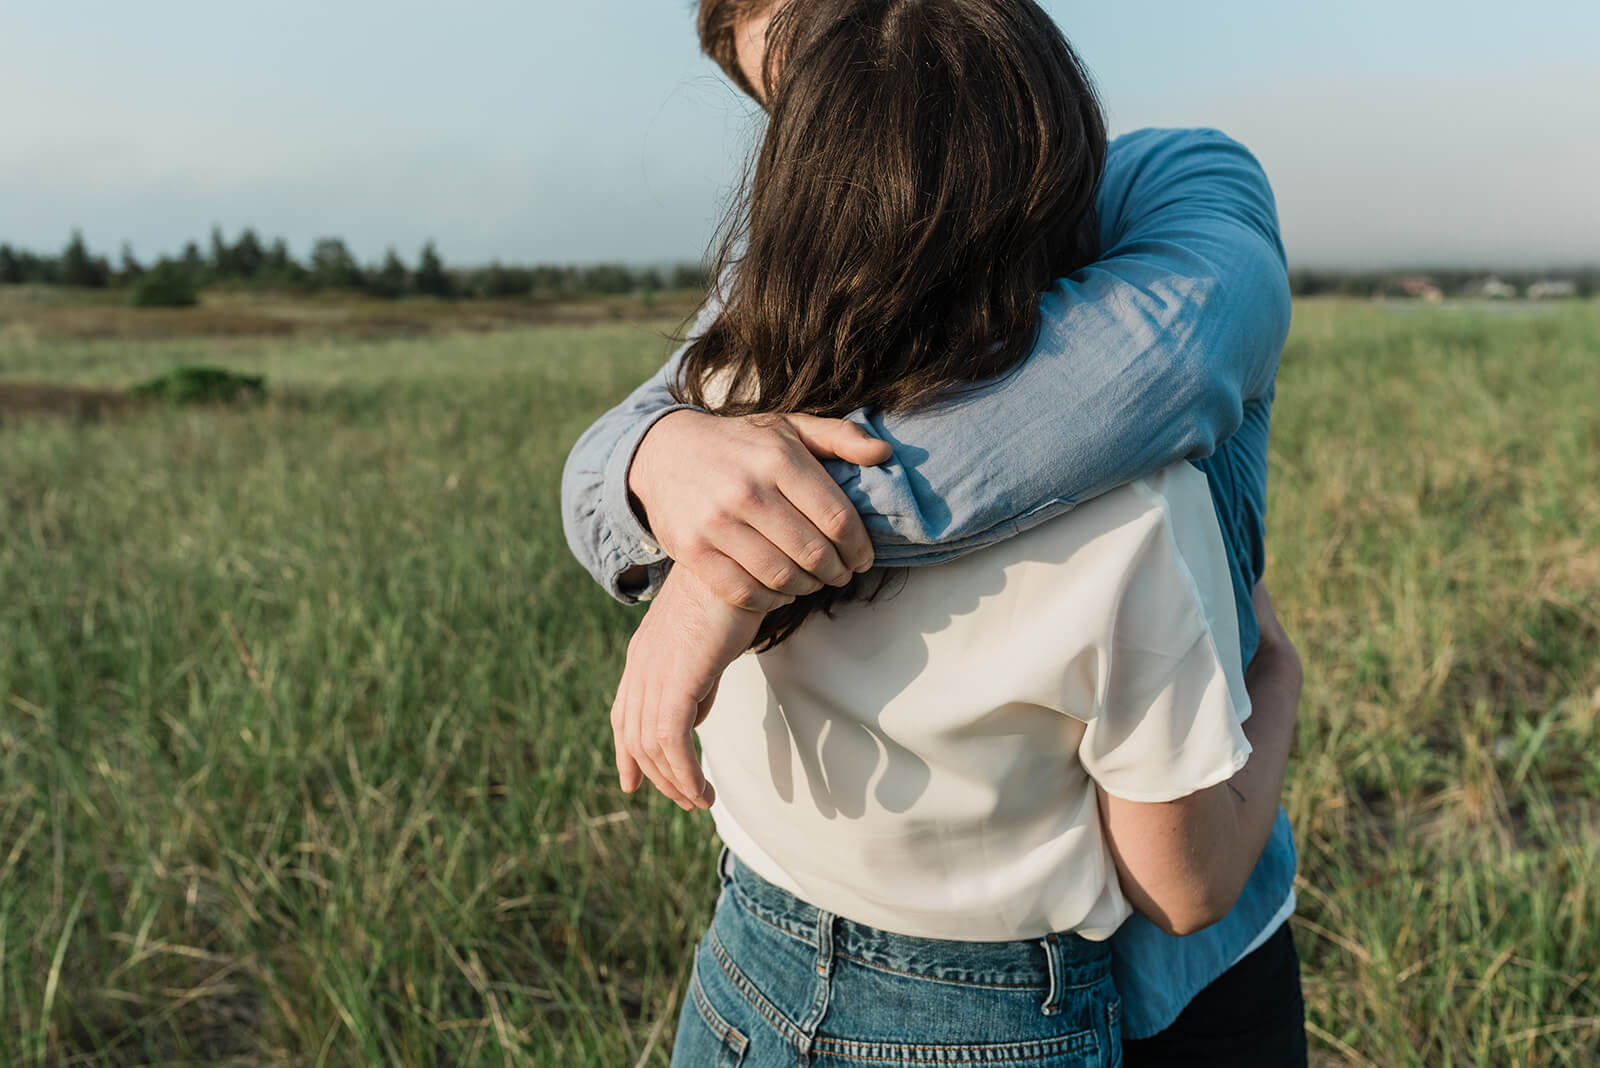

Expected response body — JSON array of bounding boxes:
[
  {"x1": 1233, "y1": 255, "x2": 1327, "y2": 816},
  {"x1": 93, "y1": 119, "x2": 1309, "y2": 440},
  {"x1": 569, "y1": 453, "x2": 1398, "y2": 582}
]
[
  {"x1": 847, "y1": 127, "x2": 1288, "y2": 563},
  {"x1": 563, "y1": 127, "x2": 1290, "y2": 603},
  {"x1": 560, "y1": 296, "x2": 716, "y2": 605}
]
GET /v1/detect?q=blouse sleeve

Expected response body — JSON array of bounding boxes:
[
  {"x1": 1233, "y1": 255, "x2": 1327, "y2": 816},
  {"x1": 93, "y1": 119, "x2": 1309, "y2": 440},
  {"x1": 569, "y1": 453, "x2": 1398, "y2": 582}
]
[{"x1": 1074, "y1": 467, "x2": 1254, "y2": 804}]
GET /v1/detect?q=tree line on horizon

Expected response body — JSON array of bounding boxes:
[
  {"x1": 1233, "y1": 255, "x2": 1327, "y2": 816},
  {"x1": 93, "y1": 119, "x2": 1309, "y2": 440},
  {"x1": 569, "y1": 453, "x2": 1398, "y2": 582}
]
[
  {"x1": 0, "y1": 228, "x2": 713, "y2": 306},
  {"x1": 1, "y1": 229, "x2": 1593, "y2": 306}
]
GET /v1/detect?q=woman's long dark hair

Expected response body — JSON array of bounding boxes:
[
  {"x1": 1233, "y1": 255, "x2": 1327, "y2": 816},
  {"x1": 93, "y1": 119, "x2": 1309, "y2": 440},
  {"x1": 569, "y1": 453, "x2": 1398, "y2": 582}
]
[{"x1": 676, "y1": 0, "x2": 1107, "y2": 649}]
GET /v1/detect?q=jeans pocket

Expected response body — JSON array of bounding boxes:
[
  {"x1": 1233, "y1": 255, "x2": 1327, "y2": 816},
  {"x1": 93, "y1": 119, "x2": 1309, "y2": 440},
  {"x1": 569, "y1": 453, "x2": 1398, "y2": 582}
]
[{"x1": 673, "y1": 959, "x2": 749, "y2": 1068}]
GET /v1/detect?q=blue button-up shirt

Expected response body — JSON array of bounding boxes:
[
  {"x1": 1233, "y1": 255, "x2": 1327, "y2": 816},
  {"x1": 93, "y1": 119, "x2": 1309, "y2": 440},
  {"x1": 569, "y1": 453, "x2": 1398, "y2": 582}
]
[{"x1": 561, "y1": 127, "x2": 1296, "y2": 1040}]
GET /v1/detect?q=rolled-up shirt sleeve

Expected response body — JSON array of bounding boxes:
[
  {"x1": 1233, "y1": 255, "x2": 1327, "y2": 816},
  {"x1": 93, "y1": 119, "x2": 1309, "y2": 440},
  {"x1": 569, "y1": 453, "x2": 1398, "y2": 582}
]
[{"x1": 559, "y1": 292, "x2": 719, "y2": 604}]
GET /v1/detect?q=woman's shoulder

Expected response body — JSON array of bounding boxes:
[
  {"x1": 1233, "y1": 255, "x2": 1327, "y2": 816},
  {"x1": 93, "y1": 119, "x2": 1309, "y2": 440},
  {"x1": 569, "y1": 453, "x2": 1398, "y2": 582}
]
[
  {"x1": 887, "y1": 461, "x2": 1227, "y2": 621},
  {"x1": 999, "y1": 460, "x2": 1220, "y2": 569}
]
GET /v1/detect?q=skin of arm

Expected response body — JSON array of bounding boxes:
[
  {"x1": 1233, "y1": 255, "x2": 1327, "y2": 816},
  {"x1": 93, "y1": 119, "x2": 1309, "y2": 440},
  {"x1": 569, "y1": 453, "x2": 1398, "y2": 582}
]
[
  {"x1": 1096, "y1": 582, "x2": 1300, "y2": 936},
  {"x1": 610, "y1": 565, "x2": 761, "y2": 809}
]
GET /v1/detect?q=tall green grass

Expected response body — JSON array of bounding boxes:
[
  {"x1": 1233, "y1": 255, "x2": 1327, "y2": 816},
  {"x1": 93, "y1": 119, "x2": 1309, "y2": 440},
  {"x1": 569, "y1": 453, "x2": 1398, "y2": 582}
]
[{"x1": 1, "y1": 301, "x2": 1596, "y2": 1065}]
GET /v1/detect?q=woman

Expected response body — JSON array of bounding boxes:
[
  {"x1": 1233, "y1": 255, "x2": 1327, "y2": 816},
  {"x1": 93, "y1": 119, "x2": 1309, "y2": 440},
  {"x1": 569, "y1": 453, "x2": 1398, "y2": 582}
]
[{"x1": 612, "y1": 1, "x2": 1297, "y2": 1063}]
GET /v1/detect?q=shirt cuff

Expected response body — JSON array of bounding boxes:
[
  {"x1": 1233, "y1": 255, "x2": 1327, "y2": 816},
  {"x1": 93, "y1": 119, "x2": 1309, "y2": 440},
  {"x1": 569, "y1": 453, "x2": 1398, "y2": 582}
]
[{"x1": 599, "y1": 402, "x2": 704, "y2": 602}]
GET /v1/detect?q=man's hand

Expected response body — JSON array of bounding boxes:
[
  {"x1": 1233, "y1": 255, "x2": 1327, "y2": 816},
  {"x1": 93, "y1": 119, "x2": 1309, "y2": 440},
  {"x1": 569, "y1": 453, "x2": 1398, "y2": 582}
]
[
  {"x1": 611, "y1": 566, "x2": 764, "y2": 810},
  {"x1": 628, "y1": 410, "x2": 893, "y2": 613}
]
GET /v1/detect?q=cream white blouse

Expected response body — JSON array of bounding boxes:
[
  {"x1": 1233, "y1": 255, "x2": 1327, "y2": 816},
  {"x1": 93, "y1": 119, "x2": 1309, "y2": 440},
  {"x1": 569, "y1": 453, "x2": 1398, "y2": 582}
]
[{"x1": 697, "y1": 461, "x2": 1253, "y2": 942}]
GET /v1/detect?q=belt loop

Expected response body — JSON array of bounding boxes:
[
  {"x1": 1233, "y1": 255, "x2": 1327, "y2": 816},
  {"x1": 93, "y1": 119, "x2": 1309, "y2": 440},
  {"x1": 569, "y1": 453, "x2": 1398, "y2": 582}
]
[
  {"x1": 1040, "y1": 933, "x2": 1062, "y2": 1016},
  {"x1": 814, "y1": 910, "x2": 836, "y2": 979},
  {"x1": 794, "y1": 909, "x2": 838, "y2": 1053}
]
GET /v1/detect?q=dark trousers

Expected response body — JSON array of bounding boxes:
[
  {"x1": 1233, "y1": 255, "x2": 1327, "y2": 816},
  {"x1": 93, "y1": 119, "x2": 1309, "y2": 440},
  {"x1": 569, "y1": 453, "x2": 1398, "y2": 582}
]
[{"x1": 1124, "y1": 923, "x2": 1308, "y2": 1067}]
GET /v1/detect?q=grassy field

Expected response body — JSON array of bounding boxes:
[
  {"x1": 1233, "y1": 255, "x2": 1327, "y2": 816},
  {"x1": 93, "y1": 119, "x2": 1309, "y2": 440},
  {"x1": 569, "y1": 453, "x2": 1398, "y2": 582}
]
[{"x1": 1, "y1": 296, "x2": 1597, "y2": 1065}]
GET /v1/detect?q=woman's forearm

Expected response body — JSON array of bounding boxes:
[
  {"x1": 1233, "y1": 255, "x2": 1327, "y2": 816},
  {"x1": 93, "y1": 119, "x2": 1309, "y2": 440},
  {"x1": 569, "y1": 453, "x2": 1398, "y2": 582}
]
[{"x1": 1211, "y1": 611, "x2": 1301, "y2": 908}]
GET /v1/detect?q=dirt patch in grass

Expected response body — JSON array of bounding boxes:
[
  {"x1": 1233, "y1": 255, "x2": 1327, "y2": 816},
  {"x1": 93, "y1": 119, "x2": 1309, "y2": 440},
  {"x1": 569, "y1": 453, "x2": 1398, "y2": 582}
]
[
  {"x1": 0, "y1": 290, "x2": 706, "y2": 342},
  {"x1": 0, "y1": 382, "x2": 141, "y2": 423},
  {"x1": 40, "y1": 305, "x2": 301, "y2": 340},
  {"x1": 1, "y1": 372, "x2": 271, "y2": 425}
]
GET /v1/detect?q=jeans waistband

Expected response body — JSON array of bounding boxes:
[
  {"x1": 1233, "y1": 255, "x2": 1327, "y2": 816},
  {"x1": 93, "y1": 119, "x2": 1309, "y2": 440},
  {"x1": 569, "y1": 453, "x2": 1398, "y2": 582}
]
[{"x1": 719, "y1": 848, "x2": 1111, "y2": 992}]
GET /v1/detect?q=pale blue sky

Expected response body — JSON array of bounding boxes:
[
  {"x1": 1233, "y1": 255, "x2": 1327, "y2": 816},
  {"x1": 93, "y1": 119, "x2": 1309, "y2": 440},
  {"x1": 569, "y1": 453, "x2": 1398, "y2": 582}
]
[{"x1": 2, "y1": 1, "x2": 1596, "y2": 268}]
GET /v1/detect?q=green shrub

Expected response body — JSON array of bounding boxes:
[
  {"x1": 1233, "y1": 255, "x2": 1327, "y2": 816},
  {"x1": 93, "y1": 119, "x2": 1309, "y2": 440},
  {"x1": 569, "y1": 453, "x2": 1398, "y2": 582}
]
[
  {"x1": 128, "y1": 259, "x2": 199, "y2": 307},
  {"x1": 130, "y1": 366, "x2": 265, "y2": 405}
]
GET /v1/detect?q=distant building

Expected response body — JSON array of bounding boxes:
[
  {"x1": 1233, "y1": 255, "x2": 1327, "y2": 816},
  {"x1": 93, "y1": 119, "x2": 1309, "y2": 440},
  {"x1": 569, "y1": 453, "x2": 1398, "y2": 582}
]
[
  {"x1": 1468, "y1": 276, "x2": 1519, "y2": 299},
  {"x1": 1527, "y1": 279, "x2": 1578, "y2": 300},
  {"x1": 1396, "y1": 276, "x2": 1445, "y2": 303}
]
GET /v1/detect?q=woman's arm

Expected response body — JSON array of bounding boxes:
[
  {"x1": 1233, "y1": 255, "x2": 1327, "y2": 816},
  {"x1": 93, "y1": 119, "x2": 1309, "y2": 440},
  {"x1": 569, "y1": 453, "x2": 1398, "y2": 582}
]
[
  {"x1": 608, "y1": 565, "x2": 762, "y2": 809},
  {"x1": 1097, "y1": 582, "x2": 1300, "y2": 936}
]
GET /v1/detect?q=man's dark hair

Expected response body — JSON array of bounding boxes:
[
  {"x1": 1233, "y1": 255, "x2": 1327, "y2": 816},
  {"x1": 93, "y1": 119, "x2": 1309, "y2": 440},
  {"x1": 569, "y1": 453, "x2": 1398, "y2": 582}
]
[{"x1": 679, "y1": 0, "x2": 1108, "y2": 648}]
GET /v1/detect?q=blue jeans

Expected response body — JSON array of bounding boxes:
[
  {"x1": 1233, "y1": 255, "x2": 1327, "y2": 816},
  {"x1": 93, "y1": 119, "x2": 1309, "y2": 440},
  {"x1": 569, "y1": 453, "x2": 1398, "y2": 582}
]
[{"x1": 673, "y1": 850, "x2": 1124, "y2": 1067}]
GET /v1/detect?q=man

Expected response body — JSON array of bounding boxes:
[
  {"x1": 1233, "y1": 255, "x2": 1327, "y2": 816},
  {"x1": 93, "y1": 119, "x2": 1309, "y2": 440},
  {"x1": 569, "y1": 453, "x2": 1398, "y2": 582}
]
[{"x1": 563, "y1": 1, "x2": 1307, "y2": 1061}]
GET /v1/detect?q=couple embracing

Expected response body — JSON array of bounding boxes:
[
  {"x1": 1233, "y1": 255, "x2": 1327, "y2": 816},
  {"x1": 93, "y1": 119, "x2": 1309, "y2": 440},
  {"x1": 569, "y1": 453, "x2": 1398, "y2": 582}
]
[{"x1": 564, "y1": 0, "x2": 1306, "y2": 1064}]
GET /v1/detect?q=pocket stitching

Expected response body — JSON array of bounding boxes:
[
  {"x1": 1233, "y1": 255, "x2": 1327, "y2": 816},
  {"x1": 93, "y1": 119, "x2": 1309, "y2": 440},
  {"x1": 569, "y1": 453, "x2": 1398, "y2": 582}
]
[
  {"x1": 708, "y1": 926, "x2": 808, "y2": 1049},
  {"x1": 689, "y1": 962, "x2": 749, "y2": 1057}
]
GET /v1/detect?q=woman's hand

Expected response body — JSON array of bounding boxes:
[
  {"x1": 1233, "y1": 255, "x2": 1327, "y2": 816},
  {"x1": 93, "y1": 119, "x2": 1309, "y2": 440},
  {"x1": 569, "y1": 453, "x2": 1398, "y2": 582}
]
[
  {"x1": 627, "y1": 410, "x2": 893, "y2": 612},
  {"x1": 611, "y1": 566, "x2": 764, "y2": 810}
]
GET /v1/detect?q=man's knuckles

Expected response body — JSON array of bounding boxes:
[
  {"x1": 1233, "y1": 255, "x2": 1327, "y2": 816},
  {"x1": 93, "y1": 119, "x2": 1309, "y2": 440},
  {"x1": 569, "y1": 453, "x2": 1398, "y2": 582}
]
[
  {"x1": 711, "y1": 479, "x2": 766, "y2": 518},
  {"x1": 722, "y1": 581, "x2": 773, "y2": 613},
  {"x1": 793, "y1": 538, "x2": 837, "y2": 575},
  {"x1": 816, "y1": 502, "x2": 859, "y2": 544},
  {"x1": 765, "y1": 435, "x2": 809, "y2": 466},
  {"x1": 763, "y1": 562, "x2": 800, "y2": 591}
]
